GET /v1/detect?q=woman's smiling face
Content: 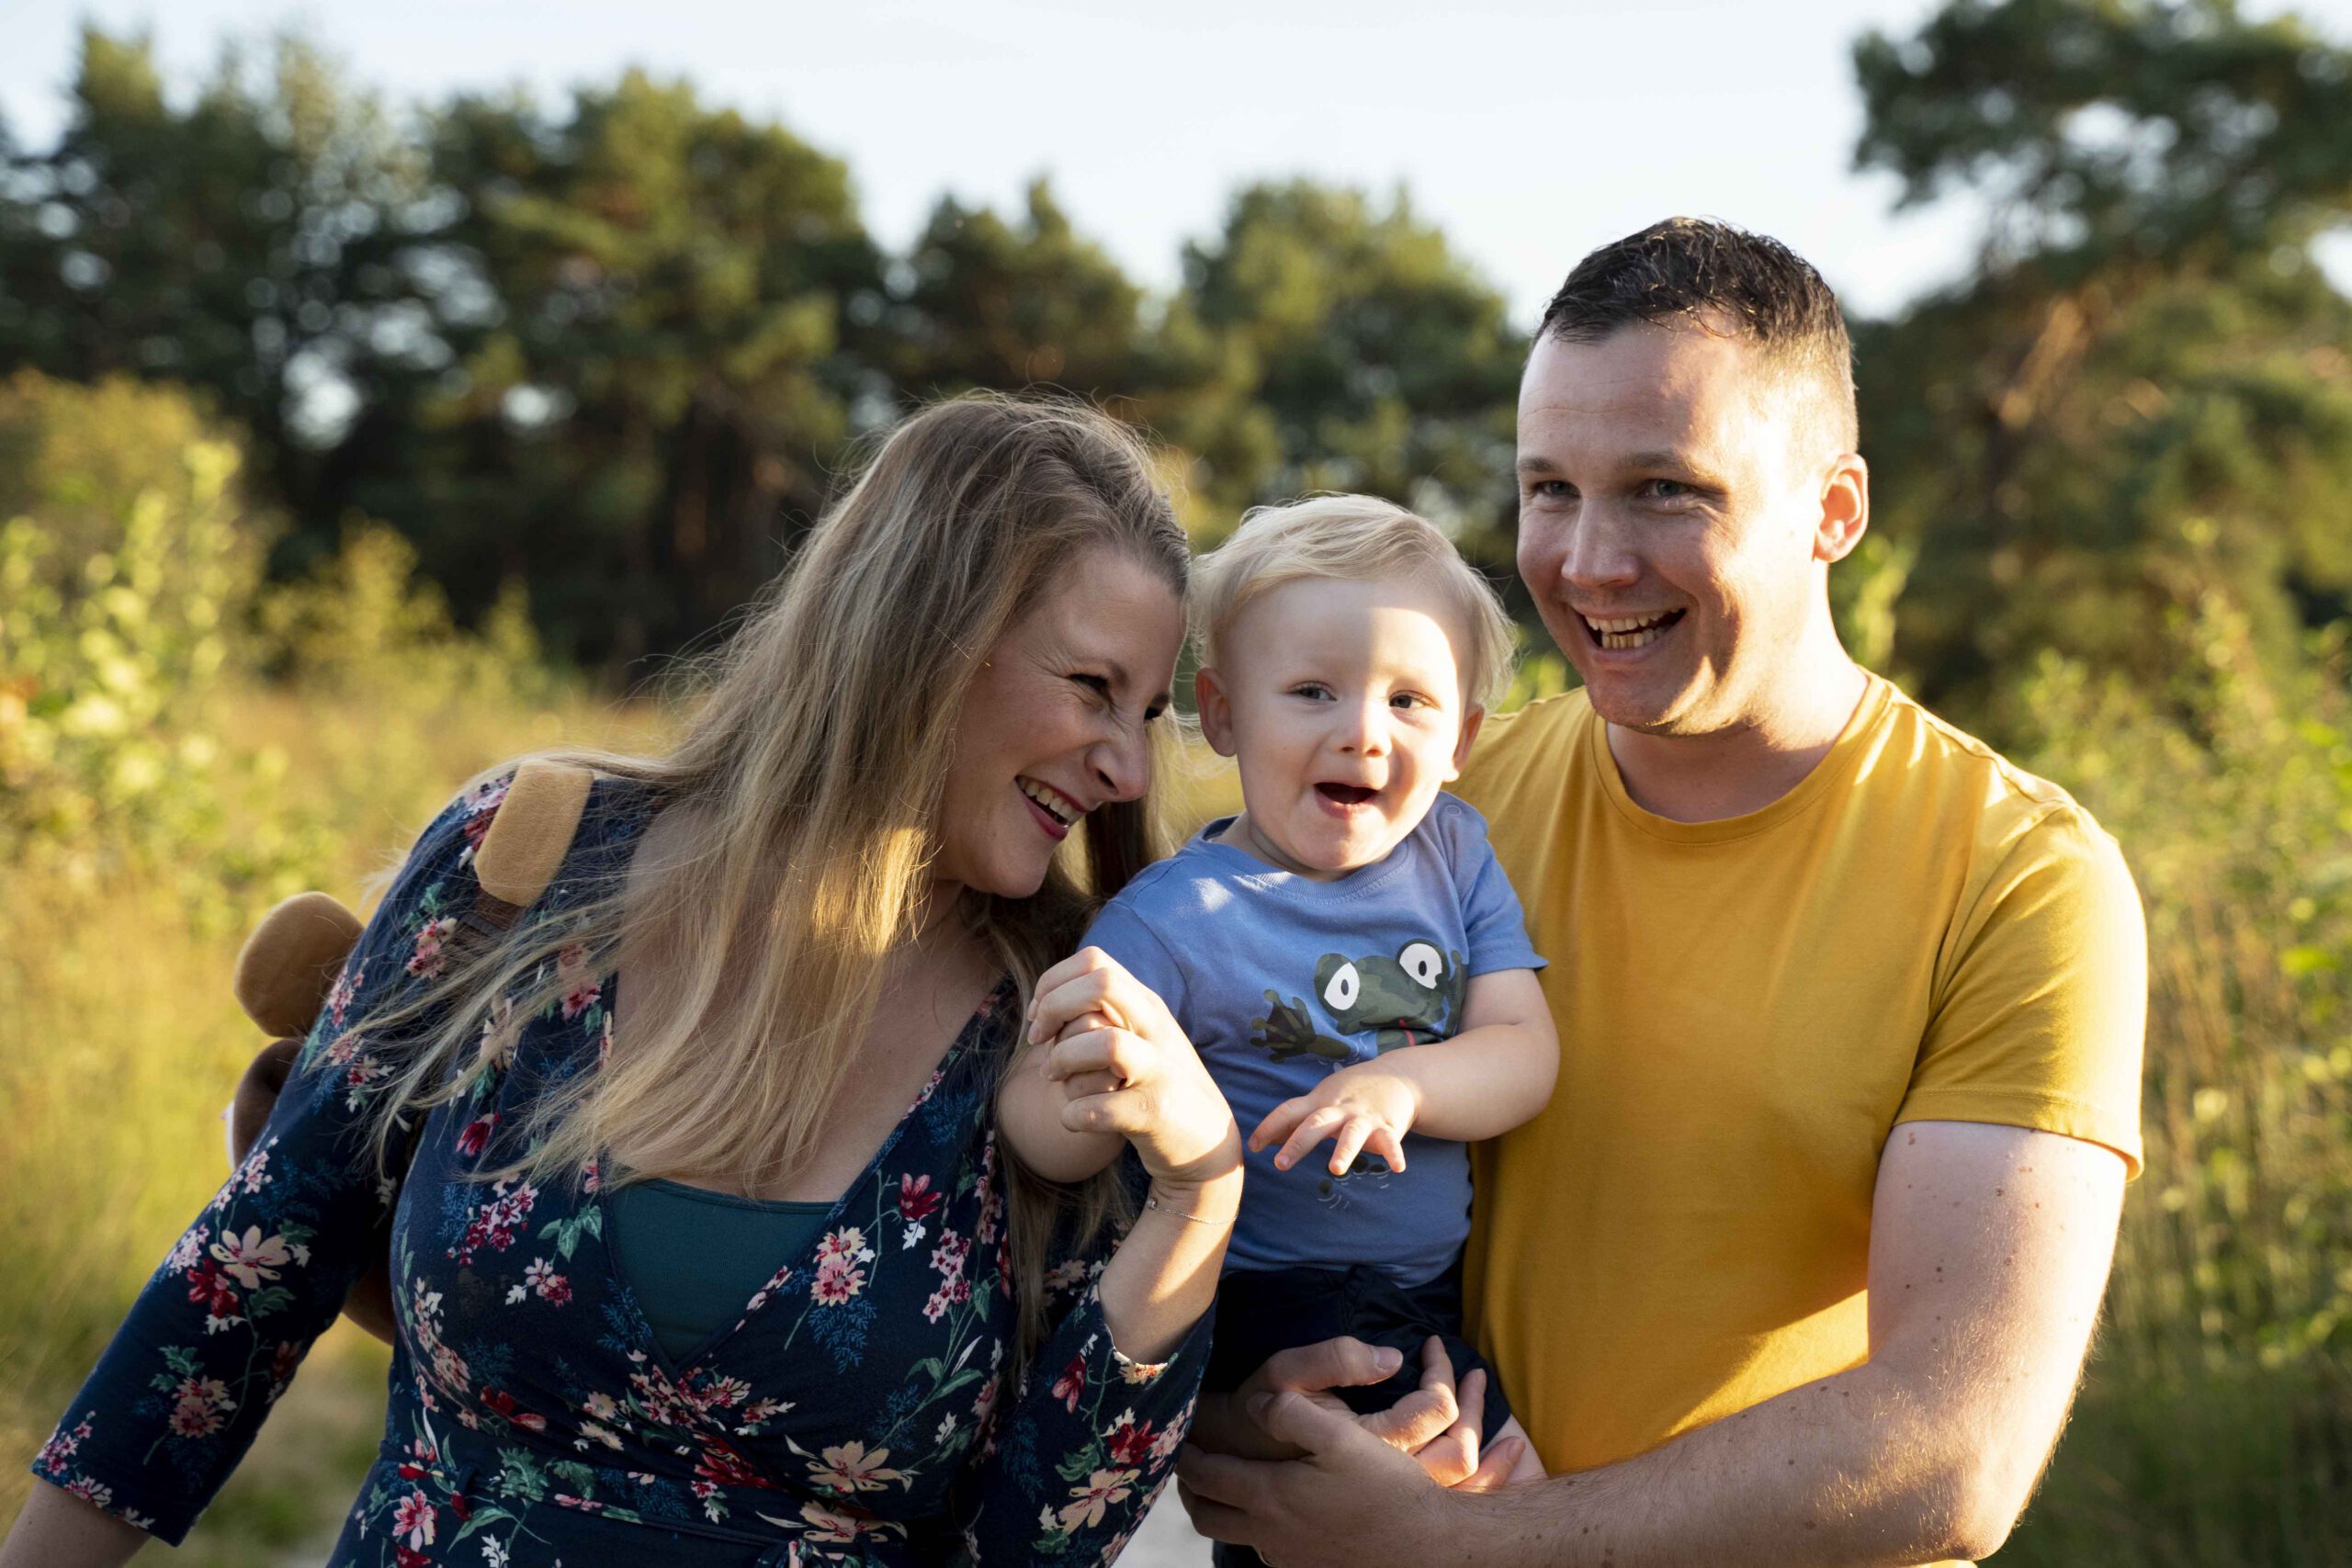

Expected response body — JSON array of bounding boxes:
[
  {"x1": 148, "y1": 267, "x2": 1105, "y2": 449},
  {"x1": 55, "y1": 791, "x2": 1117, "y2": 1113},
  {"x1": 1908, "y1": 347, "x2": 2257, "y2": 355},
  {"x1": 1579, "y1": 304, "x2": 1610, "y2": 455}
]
[{"x1": 933, "y1": 546, "x2": 1184, "y2": 901}]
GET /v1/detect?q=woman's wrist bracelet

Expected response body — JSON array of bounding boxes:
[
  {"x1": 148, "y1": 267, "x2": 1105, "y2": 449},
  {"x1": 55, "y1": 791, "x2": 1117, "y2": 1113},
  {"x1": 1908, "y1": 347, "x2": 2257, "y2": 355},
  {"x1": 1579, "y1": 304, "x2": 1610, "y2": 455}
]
[{"x1": 1144, "y1": 1189, "x2": 1232, "y2": 1227}]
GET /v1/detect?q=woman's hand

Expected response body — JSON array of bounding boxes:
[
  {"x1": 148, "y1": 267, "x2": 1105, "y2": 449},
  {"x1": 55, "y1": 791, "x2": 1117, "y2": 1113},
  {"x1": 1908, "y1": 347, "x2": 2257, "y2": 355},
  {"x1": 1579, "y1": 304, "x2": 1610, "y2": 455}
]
[
  {"x1": 1250, "y1": 1065, "x2": 1418, "y2": 1175},
  {"x1": 1028, "y1": 946, "x2": 1240, "y2": 1187}
]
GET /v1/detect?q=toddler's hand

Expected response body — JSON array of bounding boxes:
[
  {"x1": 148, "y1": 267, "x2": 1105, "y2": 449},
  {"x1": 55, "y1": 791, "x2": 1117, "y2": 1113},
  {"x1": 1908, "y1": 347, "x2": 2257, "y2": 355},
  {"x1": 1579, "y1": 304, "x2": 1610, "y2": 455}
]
[
  {"x1": 1029, "y1": 947, "x2": 1239, "y2": 1188},
  {"x1": 1249, "y1": 1065, "x2": 1419, "y2": 1175}
]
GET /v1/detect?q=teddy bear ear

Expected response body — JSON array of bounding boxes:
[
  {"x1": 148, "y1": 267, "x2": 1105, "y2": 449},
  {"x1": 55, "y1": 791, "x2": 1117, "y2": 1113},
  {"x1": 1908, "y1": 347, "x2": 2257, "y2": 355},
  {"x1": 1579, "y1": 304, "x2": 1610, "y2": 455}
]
[
  {"x1": 232, "y1": 891, "x2": 364, "y2": 1038},
  {"x1": 473, "y1": 759, "x2": 594, "y2": 908}
]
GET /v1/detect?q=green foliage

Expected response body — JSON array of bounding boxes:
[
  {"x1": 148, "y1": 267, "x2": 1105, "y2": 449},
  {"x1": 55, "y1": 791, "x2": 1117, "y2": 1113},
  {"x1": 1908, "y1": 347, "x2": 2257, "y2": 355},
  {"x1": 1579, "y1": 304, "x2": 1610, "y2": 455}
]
[
  {"x1": 1852, "y1": 0, "x2": 2352, "y2": 708},
  {"x1": 1994, "y1": 599, "x2": 2352, "y2": 1561},
  {"x1": 0, "y1": 29, "x2": 450, "y2": 518},
  {"x1": 1855, "y1": 0, "x2": 2352, "y2": 271},
  {"x1": 0, "y1": 375, "x2": 255, "y2": 875},
  {"x1": 1, "y1": 53, "x2": 1539, "y2": 667},
  {"x1": 1171, "y1": 181, "x2": 1524, "y2": 543},
  {"x1": 891, "y1": 179, "x2": 1159, "y2": 400},
  {"x1": 2007, "y1": 597, "x2": 2352, "y2": 1372},
  {"x1": 423, "y1": 70, "x2": 885, "y2": 662}
]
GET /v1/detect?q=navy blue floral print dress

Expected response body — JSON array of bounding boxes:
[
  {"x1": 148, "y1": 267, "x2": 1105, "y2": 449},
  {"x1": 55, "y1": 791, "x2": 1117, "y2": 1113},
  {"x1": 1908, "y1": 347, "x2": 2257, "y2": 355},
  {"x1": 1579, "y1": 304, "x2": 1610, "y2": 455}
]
[{"x1": 32, "y1": 777, "x2": 1211, "y2": 1565}]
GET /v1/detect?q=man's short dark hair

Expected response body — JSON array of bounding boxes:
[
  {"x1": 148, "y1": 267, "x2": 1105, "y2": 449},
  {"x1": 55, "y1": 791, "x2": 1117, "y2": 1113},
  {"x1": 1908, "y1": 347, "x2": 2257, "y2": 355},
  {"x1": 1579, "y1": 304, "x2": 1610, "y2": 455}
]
[{"x1": 1538, "y1": 218, "x2": 1859, "y2": 454}]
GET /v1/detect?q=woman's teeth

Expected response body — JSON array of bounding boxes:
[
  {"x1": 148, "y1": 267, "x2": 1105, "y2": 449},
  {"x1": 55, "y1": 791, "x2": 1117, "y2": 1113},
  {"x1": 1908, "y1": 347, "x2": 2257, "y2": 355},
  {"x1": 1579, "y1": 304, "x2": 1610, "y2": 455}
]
[
  {"x1": 1586, "y1": 611, "x2": 1681, "y2": 650},
  {"x1": 1019, "y1": 778, "x2": 1080, "y2": 826}
]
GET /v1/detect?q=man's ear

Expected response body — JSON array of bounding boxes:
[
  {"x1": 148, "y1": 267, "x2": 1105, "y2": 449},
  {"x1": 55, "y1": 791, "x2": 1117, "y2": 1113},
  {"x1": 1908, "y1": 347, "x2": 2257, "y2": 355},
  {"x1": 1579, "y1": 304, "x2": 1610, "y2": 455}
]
[
  {"x1": 1814, "y1": 452, "x2": 1870, "y2": 565},
  {"x1": 1194, "y1": 666, "x2": 1238, "y2": 759},
  {"x1": 1447, "y1": 705, "x2": 1486, "y2": 780}
]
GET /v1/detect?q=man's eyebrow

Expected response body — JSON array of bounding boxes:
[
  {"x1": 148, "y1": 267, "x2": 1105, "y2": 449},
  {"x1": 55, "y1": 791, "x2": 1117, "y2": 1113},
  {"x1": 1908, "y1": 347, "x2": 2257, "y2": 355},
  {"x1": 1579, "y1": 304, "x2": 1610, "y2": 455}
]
[
  {"x1": 1625, "y1": 448, "x2": 1700, "y2": 470},
  {"x1": 1514, "y1": 455, "x2": 1562, "y2": 476}
]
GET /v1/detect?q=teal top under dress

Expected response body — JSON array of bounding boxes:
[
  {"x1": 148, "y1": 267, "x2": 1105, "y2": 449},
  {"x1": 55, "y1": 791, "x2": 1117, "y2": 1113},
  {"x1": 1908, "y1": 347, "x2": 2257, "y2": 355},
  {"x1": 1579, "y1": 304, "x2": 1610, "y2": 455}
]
[{"x1": 606, "y1": 1179, "x2": 834, "y2": 1360}]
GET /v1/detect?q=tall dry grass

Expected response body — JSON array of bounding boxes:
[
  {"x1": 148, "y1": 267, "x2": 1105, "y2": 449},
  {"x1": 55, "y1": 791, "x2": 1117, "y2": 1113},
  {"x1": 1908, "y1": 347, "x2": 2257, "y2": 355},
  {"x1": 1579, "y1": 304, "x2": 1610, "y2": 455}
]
[{"x1": 1990, "y1": 598, "x2": 2352, "y2": 1565}]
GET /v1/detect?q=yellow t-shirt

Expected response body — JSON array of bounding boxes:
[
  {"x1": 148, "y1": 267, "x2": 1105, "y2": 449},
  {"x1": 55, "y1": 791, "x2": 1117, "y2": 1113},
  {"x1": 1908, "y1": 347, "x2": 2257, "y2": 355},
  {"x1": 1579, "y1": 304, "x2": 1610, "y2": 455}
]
[{"x1": 1457, "y1": 675, "x2": 2145, "y2": 1496}]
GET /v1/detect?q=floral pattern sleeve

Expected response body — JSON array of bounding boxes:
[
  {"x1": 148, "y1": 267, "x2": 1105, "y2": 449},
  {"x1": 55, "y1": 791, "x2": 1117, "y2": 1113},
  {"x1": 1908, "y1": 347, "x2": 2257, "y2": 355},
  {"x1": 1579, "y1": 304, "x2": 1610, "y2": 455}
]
[
  {"x1": 29, "y1": 783, "x2": 503, "y2": 1545},
  {"x1": 950, "y1": 1251, "x2": 1211, "y2": 1564}
]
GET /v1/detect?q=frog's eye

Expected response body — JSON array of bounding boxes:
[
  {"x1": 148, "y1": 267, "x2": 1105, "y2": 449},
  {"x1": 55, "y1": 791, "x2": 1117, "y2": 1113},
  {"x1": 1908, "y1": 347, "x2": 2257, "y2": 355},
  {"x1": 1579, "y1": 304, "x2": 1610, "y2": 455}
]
[
  {"x1": 1397, "y1": 942, "x2": 1443, "y2": 988},
  {"x1": 1322, "y1": 962, "x2": 1361, "y2": 1012}
]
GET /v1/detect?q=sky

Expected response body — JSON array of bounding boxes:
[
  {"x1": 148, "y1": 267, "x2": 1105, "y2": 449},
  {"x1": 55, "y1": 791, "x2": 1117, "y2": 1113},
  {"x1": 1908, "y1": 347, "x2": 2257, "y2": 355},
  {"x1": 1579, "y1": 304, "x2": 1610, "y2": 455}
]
[{"x1": 6, "y1": 0, "x2": 2351, "y2": 326}]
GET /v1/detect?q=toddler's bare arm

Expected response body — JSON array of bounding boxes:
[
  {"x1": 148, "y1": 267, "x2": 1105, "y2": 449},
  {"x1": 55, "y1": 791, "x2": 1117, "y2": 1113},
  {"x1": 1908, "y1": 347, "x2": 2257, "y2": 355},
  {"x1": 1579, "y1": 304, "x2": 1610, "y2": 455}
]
[
  {"x1": 1376, "y1": 966, "x2": 1557, "y2": 1142},
  {"x1": 1250, "y1": 968, "x2": 1556, "y2": 1171}
]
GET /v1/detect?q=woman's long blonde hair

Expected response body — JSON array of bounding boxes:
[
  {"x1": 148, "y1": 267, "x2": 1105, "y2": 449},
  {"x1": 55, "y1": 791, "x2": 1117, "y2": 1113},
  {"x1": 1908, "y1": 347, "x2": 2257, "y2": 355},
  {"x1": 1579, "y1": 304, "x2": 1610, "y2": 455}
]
[{"x1": 355, "y1": 393, "x2": 1188, "y2": 1359}]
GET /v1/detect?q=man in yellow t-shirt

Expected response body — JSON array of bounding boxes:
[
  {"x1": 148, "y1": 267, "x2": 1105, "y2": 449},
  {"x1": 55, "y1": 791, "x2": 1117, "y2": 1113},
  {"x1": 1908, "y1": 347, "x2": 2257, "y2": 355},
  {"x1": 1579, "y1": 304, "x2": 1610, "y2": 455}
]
[{"x1": 1181, "y1": 219, "x2": 2145, "y2": 1568}]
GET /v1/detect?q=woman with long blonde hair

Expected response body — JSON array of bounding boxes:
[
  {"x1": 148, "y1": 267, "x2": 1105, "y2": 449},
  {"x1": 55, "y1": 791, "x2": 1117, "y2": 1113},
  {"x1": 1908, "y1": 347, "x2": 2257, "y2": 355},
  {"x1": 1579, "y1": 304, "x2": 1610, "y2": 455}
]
[{"x1": 9, "y1": 395, "x2": 1241, "y2": 1566}]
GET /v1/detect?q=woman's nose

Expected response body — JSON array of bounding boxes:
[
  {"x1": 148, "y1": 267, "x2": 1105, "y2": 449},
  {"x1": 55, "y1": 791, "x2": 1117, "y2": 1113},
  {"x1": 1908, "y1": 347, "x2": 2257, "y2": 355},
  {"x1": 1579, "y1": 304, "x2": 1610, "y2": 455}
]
[{"x1": 1091, "y1": 726, "x2": 1150, "y2": 803}]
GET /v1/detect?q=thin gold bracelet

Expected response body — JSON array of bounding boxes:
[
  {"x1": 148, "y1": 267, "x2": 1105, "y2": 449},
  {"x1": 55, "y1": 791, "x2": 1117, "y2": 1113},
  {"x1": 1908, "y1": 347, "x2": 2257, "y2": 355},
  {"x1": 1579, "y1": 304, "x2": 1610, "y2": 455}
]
[{"x1": 1145, "y1": 1190, "x2": 1226, "y2": 1226}]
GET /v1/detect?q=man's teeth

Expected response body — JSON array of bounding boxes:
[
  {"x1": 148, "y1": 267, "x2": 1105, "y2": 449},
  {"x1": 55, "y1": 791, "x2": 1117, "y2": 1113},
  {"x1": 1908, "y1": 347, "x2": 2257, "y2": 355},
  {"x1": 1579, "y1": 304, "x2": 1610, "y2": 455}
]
[
  {"x1": 1586, "y1": 612, "x2": 1677, "y2": 650},
  {"x1": 1019, "y1": 779, "x2": 1080, "y2": 825}
]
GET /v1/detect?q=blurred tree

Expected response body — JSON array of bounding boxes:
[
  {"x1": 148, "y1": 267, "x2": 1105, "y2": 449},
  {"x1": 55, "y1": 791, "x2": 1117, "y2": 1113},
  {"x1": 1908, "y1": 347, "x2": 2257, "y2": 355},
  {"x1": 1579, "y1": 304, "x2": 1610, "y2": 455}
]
[
  {"x1": 424, "y1": 72, "x2": 887, "y2": 665},
  {"x1": 1851, "y1": 0, "x2": 2352, "y2": 709},
  {"x1": 1170, "y1": 181, "x2": 1526, "y2": 568},
  {"x1": 888, "y1": 179, "x2": 1153, "y2": 399},
  {"x1": 0, "y1": 29, "x2": 462, "y2": 568}
]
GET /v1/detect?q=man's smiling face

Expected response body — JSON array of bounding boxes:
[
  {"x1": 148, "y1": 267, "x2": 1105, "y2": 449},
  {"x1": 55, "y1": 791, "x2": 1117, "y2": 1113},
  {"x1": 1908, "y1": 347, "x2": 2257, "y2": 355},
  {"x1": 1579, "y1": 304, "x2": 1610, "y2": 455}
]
[{"x1": 1514, "y1": 322, "x2": 1836, "y2": 739}]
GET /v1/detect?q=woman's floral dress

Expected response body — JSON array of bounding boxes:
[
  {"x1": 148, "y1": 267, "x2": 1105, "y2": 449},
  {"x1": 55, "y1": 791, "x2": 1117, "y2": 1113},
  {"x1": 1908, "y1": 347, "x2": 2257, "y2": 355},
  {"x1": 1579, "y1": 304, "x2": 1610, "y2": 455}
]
[{"x1": 31, "y1": 777, "x2": 1211, "y2": 1565}]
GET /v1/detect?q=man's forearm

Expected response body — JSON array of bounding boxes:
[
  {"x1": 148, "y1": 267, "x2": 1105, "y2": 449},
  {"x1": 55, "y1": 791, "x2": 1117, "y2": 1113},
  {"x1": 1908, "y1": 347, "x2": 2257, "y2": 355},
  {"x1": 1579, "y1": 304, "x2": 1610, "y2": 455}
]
[
  {"x1": 1430, "y1": 1125, "x2": 2122, "y2": 1568},
  {"x1": 1441, "y1": 1358, "x2": 1996, "y2": 1568}
]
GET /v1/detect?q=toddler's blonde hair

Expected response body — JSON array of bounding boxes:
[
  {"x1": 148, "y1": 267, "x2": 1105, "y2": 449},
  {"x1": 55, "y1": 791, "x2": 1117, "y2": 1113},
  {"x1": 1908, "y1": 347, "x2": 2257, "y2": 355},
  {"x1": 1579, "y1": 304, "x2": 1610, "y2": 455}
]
[{"x1": 1193, "y1": 493, "x2": 1518, "y2": 709}]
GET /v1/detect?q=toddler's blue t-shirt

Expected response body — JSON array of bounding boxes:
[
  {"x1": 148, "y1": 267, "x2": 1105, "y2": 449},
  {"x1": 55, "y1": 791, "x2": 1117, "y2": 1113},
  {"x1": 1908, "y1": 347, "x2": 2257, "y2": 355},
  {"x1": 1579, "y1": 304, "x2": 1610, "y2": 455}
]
[{"x1": 1082, "y1": 792, "x2": 1544, "y2": 1287}]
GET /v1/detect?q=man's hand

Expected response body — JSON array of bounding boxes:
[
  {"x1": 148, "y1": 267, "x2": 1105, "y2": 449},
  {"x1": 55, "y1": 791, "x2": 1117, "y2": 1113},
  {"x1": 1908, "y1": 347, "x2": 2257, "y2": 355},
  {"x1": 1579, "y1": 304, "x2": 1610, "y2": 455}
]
[
  {"x1": 1185, "y1": 1334, "x2": 1523, "y2": 1475},
  {"x1": 1250, "y1": 1065, "x2": 1419, "y2": 1174},
  {"x1": 1181, "y1": 1382, "x2": 1526, "y2": 1566}
]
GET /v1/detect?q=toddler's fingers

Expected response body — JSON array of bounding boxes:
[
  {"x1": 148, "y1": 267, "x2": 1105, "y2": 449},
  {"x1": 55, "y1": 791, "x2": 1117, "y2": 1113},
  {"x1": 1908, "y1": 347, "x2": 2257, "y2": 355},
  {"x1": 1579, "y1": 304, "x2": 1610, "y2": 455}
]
[
  {"x1": 1036, "y1": 1011, "x2": 1120, "y2": 1077},
  {"x1": 1030, "y1": 978, "x2": 1122, "y2": 1044},
  {"x1": 1046, "y1": 1027, "x2": 1144, "y2": 1087},
  {"x1": 1058, "y1": 1069, "x2": 1124, "y2": 1102},
  {"x1": 1365, "y1": 1126, "x2": 1408, "y2": 1173},
  {"x1": 1248, "y1": 1096, "x2": 1314, "y2": 1154},
  {"x1": 1029, "y1": 952, "x2": 1135, "y2": 1043},
  {"x1": 1059, "y1": 1086, "x2": 1158, "y2": 1140},
  {"x1": 1272, "y1": 1106, "x2": 1348, "y2": 1171},
  {"x1": 1326, "y1": 1114, "x2": 1385, "y2": 1176}
]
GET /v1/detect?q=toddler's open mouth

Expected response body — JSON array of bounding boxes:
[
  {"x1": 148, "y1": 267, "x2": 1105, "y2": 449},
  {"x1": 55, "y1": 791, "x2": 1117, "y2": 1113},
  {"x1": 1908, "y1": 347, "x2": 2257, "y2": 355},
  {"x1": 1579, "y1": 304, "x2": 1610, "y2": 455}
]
[{"x1": 1316, "y1": 783, "x2": 1378, "y2": 807}]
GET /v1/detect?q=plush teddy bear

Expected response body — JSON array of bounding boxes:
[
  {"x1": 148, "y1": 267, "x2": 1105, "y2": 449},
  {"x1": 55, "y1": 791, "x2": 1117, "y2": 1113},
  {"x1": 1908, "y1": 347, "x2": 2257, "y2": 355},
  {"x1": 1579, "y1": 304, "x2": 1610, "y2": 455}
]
[{"x1": 221, "y1": 761, "x2": 593, "y2": 1344}]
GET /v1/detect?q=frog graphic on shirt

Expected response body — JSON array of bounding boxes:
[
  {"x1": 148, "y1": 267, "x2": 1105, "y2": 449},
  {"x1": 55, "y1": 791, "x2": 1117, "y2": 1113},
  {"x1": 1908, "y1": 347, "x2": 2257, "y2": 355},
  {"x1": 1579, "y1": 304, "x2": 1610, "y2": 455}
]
[{"x1": 1250, "y1": 940, "x2": 1467, "y2": 1063}]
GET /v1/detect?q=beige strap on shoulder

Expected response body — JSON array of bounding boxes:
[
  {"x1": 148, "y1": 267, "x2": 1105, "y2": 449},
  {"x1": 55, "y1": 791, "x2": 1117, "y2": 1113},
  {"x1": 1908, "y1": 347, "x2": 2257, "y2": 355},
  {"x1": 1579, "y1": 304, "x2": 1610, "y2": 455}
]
[{"x1": 474, "y1": 760, "x2": 595, "y2": 908}]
